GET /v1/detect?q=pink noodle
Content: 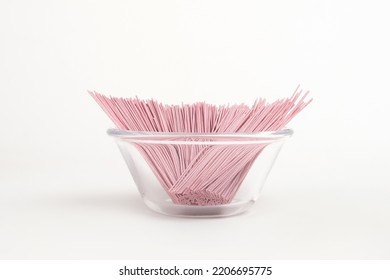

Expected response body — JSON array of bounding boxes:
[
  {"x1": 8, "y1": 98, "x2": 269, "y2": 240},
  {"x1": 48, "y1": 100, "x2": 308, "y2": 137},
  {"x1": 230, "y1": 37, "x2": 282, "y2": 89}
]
[{"x1": 89, "y1": 86, "x2": 311, "y2": 205}]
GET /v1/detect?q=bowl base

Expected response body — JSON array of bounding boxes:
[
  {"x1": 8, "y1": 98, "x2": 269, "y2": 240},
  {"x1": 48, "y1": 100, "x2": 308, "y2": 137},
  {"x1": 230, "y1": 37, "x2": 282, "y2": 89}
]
[{"x1": 143, "y1": 198, "x2": 255, "y2": 218}]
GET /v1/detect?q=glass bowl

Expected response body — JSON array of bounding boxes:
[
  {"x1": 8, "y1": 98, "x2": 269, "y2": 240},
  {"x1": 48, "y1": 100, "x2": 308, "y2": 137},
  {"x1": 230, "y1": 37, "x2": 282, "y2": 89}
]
[{"x1": 107, "y1": 128, "x2": 293, "y2": 217}]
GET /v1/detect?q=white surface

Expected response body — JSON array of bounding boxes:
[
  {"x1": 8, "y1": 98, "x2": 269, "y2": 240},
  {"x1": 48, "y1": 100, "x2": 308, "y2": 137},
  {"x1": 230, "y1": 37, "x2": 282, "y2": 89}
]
[{"x1": 0, "y1": 0, "x2": 389, "y2": 259}]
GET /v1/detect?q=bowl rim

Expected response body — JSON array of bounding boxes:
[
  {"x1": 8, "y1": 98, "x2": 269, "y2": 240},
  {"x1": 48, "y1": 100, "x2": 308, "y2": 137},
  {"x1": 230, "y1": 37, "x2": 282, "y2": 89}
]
[{"x1": 107, "y1": 128, "x2": 293, "y2": 144}]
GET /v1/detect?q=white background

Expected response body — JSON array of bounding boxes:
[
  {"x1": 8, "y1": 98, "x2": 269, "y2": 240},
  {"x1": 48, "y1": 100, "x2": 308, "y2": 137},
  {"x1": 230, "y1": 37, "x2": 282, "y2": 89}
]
[{"x1": 0, "y1": 0, "x2": 389, "y2": 259}]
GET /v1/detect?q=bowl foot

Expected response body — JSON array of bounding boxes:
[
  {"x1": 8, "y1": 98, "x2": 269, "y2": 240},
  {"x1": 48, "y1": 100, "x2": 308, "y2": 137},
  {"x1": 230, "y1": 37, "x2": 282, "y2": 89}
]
[{"x1": 143, "y1": 198, "x2": 255, "y2": 218}]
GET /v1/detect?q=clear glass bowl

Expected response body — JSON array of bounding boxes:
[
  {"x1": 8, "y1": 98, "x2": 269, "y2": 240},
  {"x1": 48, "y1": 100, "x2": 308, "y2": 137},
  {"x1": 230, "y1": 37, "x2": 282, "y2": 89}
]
[{"x1": 107, "y1": 128, "x2": 293, "y2": 217}]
